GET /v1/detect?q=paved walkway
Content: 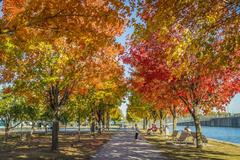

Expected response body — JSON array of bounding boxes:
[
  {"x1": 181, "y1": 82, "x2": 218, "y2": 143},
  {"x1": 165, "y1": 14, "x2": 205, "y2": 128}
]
[{"x1": 91, "y1": 129, "x2": 167, "y2": 160}]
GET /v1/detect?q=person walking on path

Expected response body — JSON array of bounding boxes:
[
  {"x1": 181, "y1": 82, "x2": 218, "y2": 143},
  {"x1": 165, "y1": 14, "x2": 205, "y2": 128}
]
[
  {"x1": 134, "y1": 124, "x2": 140, "y2": 141},
  {"x1": 163, "y1": 125, "x2": 169, "y2": 138}
]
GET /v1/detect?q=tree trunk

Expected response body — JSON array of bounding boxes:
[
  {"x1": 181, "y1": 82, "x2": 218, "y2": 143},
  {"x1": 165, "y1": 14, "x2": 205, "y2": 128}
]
[
  {"x1": 20, "y1": 122, "x2": 23, "y2": 140},
  {"x1": 145, "y1": 118, "x2": 148, "y2": 129},
  {"x1": 159, "y1": 118, "x2": 163, "y2": 134},
  {"x1": 143, "y1": 118, "x2": 146, "y2": 130},
  {"x1": 44, "y1": 124, "x2": 48, "y2": 134},
  {"x1": 64, "y1": 122, "x2": 67, "y2": 134},
  {"x1": 4, "y1": 124, "x2": 10, "y2": 142},
  {"x1": 170, "y1": 106, "x2": 177, "y2": 133},
  {"x1": 102, "y1": 113, "x2": 105, "y2": 131},
  {"x1": 193, "y1": 105, "x2": 203, "y2": 148},
  {"x1": 106, "y1": 110, "x2": 110, "y2": 131},
  {"x1": 143, "y1": 118, "x2": 148, "y2": 130},
  {"x1": 90, "y1": 109, "x2": 96, "y2": 137},
  {"x1": 98, "y1": 120, "x2": 101, "y2": 134},
  {"x1": 173, "y1": 116, "x2": 177, "y2": 133},
  {"x1": 78, "y1": 118, "x2": 81, "y2": 141},
  {"x1": 153, "y1": 119, "x2": 156, "y2": 124},
  {"x1": 97, "y1": 110, "x2": 102, "y2": 134},
  {"x1": 51, "y1": 118, "x2": 59, "y2": 151},
  {"x1": 159, "y1": 110, "x2": 164, "y2": 134},
  {"x1": 48, "y1": 84, "x2": 69, "y2": 151}
]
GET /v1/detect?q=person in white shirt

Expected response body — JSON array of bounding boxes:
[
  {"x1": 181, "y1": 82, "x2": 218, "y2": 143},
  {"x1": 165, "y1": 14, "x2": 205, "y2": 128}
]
[
  {"x1": 163, "y1": 125, "x2": 169, "y2": 138},
  {"x1": 184, "y1": 125, "x2": 192, "y2": 133}
]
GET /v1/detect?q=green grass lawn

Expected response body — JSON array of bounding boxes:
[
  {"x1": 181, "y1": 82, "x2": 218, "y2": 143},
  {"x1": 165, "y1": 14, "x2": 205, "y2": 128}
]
[
  {"x1": 0, "y1": 132, "x2": 112, "y2": 160},
  {"x1": 143, "y1": 132, "x2": 240, "y2": 160}
]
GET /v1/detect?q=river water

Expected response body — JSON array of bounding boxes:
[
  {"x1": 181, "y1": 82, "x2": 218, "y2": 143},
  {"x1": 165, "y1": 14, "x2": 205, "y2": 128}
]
[
  {"x1": 169, "y1": 125, "x2": 240, "y2": 144},
  {"x1": 1, "y1": 124, "x2": 240, "y2": 144}
]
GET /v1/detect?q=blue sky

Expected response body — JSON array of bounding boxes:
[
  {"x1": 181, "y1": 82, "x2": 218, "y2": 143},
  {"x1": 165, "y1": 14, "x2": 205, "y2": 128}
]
[
  {"x1": 116, "y1": 27, "x2": 133, "y2": 117},
  {"x1": 226, "y1": 94, "x2": 240, "y2": 113}
]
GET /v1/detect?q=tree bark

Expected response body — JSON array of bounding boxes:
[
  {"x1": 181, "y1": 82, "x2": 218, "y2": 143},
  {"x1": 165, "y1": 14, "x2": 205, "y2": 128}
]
[
  {"x1": 106, "y1": 110, "x2": 110, "y2": 131},
  {"x1": 192, "y1": 105, "x2": 203, "y2": 148},
  {"x1": 20, "y1": 122, "x2": 23, "y2": 140},
  {"x1": 98, "y1": 120, "x2": 101, "y2": 134},
  {"x1": 159, "y1": 109, "x2": 164, "y2": 134},
  {"x1": 143, "y1": 117, "x2": 148, "y2": 130},
  {"x1": 159, "y1": 118, "x2": 163, "y2": 134},
  {"x1": 78, "y1": 118, "x2": 81, "y2": 141},
  {"x1": 4, "y1": 123, "x2": 10, "y2": 142},
  {"x1": 146, "y1": 118, "x2": 148, "y2": 129},
  {"x1": 48, "y1": 84, "x2": 70, "y2": 151},
  {"x1": 151, "y1": 110, "x2": 157, "y2": 124},
  {"x1": 64, "y1": 122, "x2": 67, "y2": 134},
  {"x1": 173, "y1": 116, "x2": 177, "y2": 132},
  {"x1": 143, "y1": 118, "x2": 146, "y2": 130},
  {"x1": 170, "y1": 106, "x2": 177, "y2": 133},
  {"x1": 96, "y1": 109, "x2": 102, "y2": 134},
  {"x1": 44, "y1": 124, "x2": 48, "y2": 134},
  {"x1": 90, "y1": 109, "x2": 96, "y2": 137},
  {"x1": 51, "y1": 118, "x2": 59, "y2": 151},
  {"x1": 178, "y1": 79, "x2": 204, "y2": 149},
  {"x1": 102, "y1": 113, "x2": 105, "y2": 131}
]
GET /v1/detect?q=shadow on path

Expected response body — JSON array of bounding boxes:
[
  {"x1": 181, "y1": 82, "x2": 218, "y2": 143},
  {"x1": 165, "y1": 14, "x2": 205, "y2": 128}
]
[{"x1": 91, "y1": 128, "x2": 167, "y2": 160}]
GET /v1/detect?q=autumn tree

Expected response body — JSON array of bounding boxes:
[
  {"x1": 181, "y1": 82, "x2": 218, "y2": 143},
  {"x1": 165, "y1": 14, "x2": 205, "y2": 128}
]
[
  {"x1": 82, "y1": 50, "x2": 126, "y2": 134},
  {"x1": 110, "y1": 107, "x2": 123, "y2": 124},
  {"x1": 25, "y1": 104, "x2": 42, "y2": 137},
  {"x1": 1, "y1": 0, "x2": 129, "y2": 151},
  {"x1": 59, "y1": 105, "x2": 75, "y2": 134},
  {"x1": 67, "y1": 94, "x2": 91, "y2": 141},
  {"x1": 124, "y1": 0, "x2": 240, "y2": 148},
  {"x1": 127, "y1": 91, "x2": 162, "y2": 130}
]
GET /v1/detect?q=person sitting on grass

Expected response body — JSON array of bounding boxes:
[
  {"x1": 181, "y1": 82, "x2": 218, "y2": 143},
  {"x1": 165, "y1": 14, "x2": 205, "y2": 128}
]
[
  {"x1": 152, "y1": 123, "x2": 157, "y2": 132},
  {"x1": 147, "y1": 123, "x2": 158, "y2": 135}
]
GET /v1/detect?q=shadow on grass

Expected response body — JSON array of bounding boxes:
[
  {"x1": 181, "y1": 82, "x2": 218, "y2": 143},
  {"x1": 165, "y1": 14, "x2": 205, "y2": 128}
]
[
  {"x1": 0, "y1": 132, "x2": 112, "y2": 160},
  {"x1": 144, "y1": 134, "x2": 240, "y2": 160}
]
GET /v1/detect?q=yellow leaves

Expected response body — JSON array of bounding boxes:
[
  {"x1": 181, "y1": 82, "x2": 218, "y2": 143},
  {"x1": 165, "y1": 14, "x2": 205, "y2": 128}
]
[
  {"x1": 0, "y1": 0, "x2": 128, "y2": 111},
  {"x1": 165, "y1": 27, "x2": 197, "y2": 78},
  {"x1": 84, "y1": 37, "x2": 93, "y2": 46},
  {"x1": 172, "y1": 61, "x2": 190, "y2": 78},
  {"x1": 110, "y1": 107, "x2": 122, "y2": 120},
  {"x1": 162, "y1": 25, "x2": 169, "y2": 33},
  {"x1": 206, "y1": 15, "x2": 216, "y2": 25},
  {"x1": 4, "y1": 37, "x2": 16, "y2": 52},
  {"x1": 42, "y1": 76, "x2": 58, "y2": 84},
  {"x1": 171, "y1": 46, "x2": 184, "y2": 59},
  {"x1": 38, "y1": 42, "x2": 53, "y2": 53},
  {"x1": 27, "y1": 41, "x2": 54, "y2": 54},
  {"x1": 1, "y1": 0, "x2": 128, "y2": 53}
]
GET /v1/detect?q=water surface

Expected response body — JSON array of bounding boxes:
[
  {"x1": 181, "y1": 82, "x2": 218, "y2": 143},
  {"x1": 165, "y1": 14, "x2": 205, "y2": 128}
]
[{"x1": 170, "y1": 125, "x2": 240, "y2": 144}]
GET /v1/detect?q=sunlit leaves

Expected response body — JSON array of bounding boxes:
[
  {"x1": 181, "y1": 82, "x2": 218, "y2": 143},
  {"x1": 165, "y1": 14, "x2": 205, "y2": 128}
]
[{"x1": 123, "y1": 0, "x2": 240, "y2": 118}]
